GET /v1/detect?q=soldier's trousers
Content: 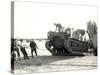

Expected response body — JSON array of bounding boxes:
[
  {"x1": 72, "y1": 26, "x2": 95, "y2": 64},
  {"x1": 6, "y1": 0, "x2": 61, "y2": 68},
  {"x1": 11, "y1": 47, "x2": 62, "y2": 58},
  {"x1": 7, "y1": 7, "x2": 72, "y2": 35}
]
[
  {"x1": 31, "y1": 48, "x2": 37, "y2": 57},
  {"x1": 11, "y1": 47, "x2": 20, "y2": 59},
  {"x1": 20, "y1": 47, "x2": 28, "y2": 59}
]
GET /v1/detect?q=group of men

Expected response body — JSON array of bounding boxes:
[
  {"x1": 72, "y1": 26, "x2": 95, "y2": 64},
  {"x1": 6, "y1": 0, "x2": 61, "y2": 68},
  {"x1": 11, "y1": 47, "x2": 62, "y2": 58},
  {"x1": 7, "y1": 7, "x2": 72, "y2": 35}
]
[
  {"x1": 11, "y1": 39, "x2": 38, "y2": 60},
  {"x1": 54, "y1": 22, "x2": 88, "y2": 41}
]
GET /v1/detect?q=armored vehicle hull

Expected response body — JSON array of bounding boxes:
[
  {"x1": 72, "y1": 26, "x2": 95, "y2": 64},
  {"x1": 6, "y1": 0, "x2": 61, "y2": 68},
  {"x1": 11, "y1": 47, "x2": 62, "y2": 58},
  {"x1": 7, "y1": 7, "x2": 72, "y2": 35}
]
[{"x1": 45, "y1": 31, "x2": 89, "y2": 56}]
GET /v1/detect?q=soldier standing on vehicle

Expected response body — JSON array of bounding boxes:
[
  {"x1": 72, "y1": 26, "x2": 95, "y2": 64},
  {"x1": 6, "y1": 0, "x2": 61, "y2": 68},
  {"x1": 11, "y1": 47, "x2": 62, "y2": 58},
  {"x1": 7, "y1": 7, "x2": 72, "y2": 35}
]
[
  {"x1": 29, "y1": 40, "x2": 38, "y2": 58},
  {"x1": 54, "y1": 23, "x2": 62, "y2": 32},
  {"x1": 72, "y1": 30, "x2": 79, "y2": 40}
]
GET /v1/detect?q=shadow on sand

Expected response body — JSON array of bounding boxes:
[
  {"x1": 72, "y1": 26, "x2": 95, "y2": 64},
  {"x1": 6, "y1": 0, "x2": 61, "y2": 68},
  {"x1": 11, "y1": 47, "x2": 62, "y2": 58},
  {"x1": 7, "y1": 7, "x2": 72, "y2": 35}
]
[{"x1": 14, "y1": 55, "x2": 84, "y2": 70}]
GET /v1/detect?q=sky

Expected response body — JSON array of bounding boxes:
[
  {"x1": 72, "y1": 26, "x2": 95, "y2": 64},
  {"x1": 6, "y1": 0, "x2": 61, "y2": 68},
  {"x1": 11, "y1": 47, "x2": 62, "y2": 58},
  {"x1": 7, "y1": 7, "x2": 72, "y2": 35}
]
[{"x1": 14, "y1": 2, "x2": 97, "y2": 39}]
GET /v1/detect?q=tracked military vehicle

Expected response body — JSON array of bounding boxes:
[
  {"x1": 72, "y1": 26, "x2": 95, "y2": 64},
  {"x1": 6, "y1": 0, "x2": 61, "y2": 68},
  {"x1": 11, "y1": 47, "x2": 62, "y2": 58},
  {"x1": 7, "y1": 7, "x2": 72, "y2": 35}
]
[{"x1": 45, "y1": 31, "x2": 89, "y2": 56}]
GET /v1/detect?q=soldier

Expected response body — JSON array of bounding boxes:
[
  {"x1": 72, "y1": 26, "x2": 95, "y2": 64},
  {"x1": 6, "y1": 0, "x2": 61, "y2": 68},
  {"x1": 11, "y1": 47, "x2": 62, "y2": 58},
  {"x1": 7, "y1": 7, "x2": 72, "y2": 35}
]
[
  {"x1": 54, "y1": 23, "x2": 62, "y2": 32},
  {"x1": 76, "y1": 29, "x2": 85, "y2": 41},
  {"x1": 29, "y1": 40, "x2": 38, "y2": 58},
  {"x1": 11, "y1": 39, "x2": 20, "y2": 72},
  {"x1": 87, "y1": 20, "x2": 97, "y2": 56},
  {"x1": 11, "y1": 39, "x2": 20, "y2": 60},
  {"x1": 18, "y1": 39, "x2": 29, "y2": 59},
  {"x1": 72, "y1": 31, "x2": 79, "y2": 40},
  {"x1": 65, "y1": 27, "x2": 71, "y2": 37}
]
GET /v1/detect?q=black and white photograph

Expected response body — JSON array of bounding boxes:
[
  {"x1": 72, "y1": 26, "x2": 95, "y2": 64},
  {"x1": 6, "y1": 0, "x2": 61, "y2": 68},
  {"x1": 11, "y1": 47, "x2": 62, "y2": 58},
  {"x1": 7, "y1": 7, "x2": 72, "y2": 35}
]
[{"x1": 11, "y1": 1, "x2": 97, "y2": 74}]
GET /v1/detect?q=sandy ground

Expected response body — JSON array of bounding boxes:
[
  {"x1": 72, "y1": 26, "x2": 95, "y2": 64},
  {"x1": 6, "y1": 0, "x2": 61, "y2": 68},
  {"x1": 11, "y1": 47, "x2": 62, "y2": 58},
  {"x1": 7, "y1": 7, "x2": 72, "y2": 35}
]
[{"x1": 14, "y1": 54, "x2": 97, "y2": 74}]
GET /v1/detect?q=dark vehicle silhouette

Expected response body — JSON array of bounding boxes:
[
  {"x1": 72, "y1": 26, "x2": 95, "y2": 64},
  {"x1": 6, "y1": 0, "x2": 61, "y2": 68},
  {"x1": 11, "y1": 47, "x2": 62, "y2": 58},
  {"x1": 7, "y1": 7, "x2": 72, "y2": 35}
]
[{"x1": 45, "y1": 31, "x2": 89, "y2": 56}]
